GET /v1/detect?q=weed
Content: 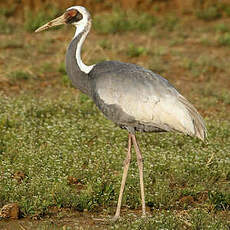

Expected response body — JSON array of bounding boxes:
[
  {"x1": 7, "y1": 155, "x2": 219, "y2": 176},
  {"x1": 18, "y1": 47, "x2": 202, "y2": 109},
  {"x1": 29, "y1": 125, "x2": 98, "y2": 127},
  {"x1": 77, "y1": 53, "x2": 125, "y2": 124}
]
[
  {"x1": 226, "y1": 171, "x2": 230, "y2": 181},
  {"x1": 99, "y1": 39, "x2": 112, "y2": 49},
  {"x1": 58, "y1": 62, "x2": 71, "y2": 86},
  {"x1": 93, "y1": 9, "x2": 157, "y2": 34},
  {"x1": 200, "y1": 37, "x2": 211, "y2": 46},
  {"x1": 148, "y1": 46, "x2": 168, "y2": 74},
  {"x1": 0, "y1": 17, "x2": 14, "y2": 34},
  {"x1": 134, "y1": 12, "x2": 157, "y2": 31},
  {"x1": 218, "y1": 33, "x2": 230, "y2": 47},
  {"x1": 223, "y1": 5, "x2": 230, "y2": 17},
  {"x1": 61, "y1": 75, "x2": 71, "y2": 86},
  {"x1": 149, "y1": 57, "x2": 167, "y2": 74},
  {"x1": 170, "y1": 37, "x2": 185, "y2": 46},
  {"x1": 190, "y1": 209, "x2": 229, "y2": 229},
  {"x1": 215, "y1": 23, "x2": 230, "y2": 33},
  {"x1": 182, "y1": 58, "x2": 198, "y2": 72},
  {"x1": 41, "y1": 63, "x2": 54, "y2": 73},
  {"x1": 126, "y1": 44, "x2": 147, "y2": 57},
  {"x1": 93, "y1": 10, "x2": 127, "y2": 34},
  {"x1": 208, "y1": 191, "x2": 230, "y2": 210},
  {"x1": 24, "y1": 10, "x2": 47, "y2": 32},
  {"x1": 161, "y1": 15, "x2": 179, "y2": 32},
  {"x1": 180, "y1": 56, "x2": 222, "y2": 78},
  {"x1": 0, "y1": 40, "x2": 24, "y2": 49},
  {"x1": 58, "y1": 62, "x2": 66, "y2": 75},
  {"x1": 218, "y1": 90, "x2": 230, "y2": 105},
  {"x1": 0, "y1": 5, "x2": 16, "y2": 17},
  {"x1": 7, "y1": 71, "x2": 33, "y2": 81},
  {"x1": 24, "y1": 5, "x2": 62, "y2": 32},
  {"x1": 196, "y1": 6, "x2": 221, "y2": 21},
  {"x1": 153, "y1": 45, "x2": 167, "y2": 56}
]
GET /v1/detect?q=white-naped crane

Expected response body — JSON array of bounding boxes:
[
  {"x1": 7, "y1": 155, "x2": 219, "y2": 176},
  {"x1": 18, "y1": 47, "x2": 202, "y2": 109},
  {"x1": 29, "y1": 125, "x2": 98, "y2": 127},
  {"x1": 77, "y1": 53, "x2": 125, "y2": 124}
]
[{"x1": 35, "y1": 6, "x2": 207, "y2": 220}]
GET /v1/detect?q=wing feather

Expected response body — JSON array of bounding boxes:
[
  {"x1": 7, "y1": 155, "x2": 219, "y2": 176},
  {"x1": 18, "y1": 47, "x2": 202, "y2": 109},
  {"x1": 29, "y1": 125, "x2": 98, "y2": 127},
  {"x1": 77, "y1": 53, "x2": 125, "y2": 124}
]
[{"x1": 91, "y1": 61, "x2": 207, "y2": 140}]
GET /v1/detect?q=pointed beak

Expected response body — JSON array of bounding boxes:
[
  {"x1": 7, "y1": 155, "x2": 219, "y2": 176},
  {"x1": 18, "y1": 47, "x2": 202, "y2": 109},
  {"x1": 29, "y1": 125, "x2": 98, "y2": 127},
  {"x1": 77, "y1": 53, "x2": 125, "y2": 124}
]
[{"x1": 35, "y1": 13, "x2": 66, "y2": 33}]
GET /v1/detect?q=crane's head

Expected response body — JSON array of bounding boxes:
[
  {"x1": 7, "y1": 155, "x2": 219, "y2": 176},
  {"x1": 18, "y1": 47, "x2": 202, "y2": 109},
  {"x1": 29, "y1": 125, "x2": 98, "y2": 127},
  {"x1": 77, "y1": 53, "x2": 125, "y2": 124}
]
[{"x1": 35, "y1": 6, "x2": 90, "y2": 33}]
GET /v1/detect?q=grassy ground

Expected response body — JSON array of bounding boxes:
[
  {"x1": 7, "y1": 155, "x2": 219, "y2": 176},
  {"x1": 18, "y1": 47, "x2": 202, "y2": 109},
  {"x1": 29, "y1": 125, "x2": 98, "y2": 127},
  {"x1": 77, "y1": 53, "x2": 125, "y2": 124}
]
[{"x1": 0, "y1": 7, "x2": 230, "y2": 229}]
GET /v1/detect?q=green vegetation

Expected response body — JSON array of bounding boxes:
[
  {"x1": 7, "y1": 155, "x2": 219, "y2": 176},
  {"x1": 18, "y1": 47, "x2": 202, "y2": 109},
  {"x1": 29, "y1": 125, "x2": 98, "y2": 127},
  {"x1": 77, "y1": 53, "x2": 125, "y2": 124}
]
[
  {"x1": 0, "y1": 5, "x2": 16, "y2": 17},
  {"x1": 215, "y1": 24, "x2": 230, "y2": 47},
  {"x1": 40, "y1": 63, "x2": 55, "y2": 74},
  {"x1": 161, "y1": 15, "x2": 180, "y2": 32},
  {"x1": 0, "y1": 40, "x2": 24, "y2": 49},
  {"x1": 0, "y1": 17, "x2": 14, "y2": 34},
  {"x1": 7, "y1": 71, "x2": 33, "y2": 81},
  {"x1": 112, "y1": 210, "x2": 229, "y2": 229},
  {"x1": 24, "y1": 5, "x2": 62, "y2": 32},
  {"x1": 215, "y1": 23, "x2": 230, "y2": 33},
  {"x1": 126, "y1": 44, "x2": 148, "y2": 57},
  {"x1": 24, "y1": 10, "x2": 49, "y2": 32},
  {"x1": 218, "y1": 33, "x2": 230, "y2": 47},
  {"x1": 149, "y1": 57, "x2": 167, "y2": 75},
  {"x1": 0, "y1": 94, "x2": 229, "y2": 228},
  {"x1": 99, "y1": 39, "x2": 112, "y2": 50},
  {"x1": 224, "y1": 5, "x2": 230, "y2": 17},
  {"x1": 148, "y1": 46, "x2": 168, "y2": 74},
  {"x1": 58, "y1": 62, "x2": 72, "y2": 86},
  {"x1": 196, "y1": 6, "x2": 222, "y2": 21},
  {"x1": 93, "y1": 9, "x2": 157, "y2": 34},
  {"x1": 0, "y1": 4, "x2": 230, "y2": 229},
  {"x1": 180, "y1": 56, "x2": 223, "y2": 78}
]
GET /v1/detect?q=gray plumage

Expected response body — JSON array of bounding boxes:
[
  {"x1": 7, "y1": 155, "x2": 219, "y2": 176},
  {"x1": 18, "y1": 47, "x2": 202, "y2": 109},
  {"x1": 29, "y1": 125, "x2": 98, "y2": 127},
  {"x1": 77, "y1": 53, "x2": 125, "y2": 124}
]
[
  {"x1": 67, "y1": 35, "x2": 207, "y2": 140},
  {"x1": 66, "y1": 32, "x2": 91, "y2": 95}
]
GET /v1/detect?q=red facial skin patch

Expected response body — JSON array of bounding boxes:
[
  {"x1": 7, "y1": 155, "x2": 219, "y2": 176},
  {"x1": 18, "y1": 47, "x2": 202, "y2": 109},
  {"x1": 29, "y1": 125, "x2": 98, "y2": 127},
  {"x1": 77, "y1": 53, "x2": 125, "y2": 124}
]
[{"x1": 67, "y1": 9, "x2": 77, "y2": 18}]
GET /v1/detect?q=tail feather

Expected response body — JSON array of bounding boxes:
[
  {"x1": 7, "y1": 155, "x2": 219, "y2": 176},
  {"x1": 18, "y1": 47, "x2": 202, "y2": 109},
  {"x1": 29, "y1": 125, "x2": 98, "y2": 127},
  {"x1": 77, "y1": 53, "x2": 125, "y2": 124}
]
[{"x1": 178, "y1": 95, "x2": 207, "y2": 141}]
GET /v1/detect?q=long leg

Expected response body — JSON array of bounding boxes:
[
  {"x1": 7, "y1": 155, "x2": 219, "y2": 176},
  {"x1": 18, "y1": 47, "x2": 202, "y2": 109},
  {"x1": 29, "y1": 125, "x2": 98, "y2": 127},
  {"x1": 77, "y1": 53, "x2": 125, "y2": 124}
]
[
  {"x1": 113, "y1": 133, "x2": 132, "y2": 221},
  {"x1": 131, "y1": 134, "x2": 146, "y2": 217}
]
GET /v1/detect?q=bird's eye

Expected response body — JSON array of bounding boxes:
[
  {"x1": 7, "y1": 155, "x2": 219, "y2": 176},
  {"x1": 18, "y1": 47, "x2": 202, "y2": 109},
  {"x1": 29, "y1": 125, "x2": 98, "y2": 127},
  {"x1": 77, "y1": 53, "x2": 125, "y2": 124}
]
[{"x1": 65, "y1": 10, "x2": 83, "y2": 24}]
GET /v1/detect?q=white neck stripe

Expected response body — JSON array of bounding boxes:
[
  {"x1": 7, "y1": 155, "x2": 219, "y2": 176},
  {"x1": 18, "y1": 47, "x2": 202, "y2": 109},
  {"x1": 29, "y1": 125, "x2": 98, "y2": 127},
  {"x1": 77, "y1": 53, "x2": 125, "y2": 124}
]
[{"x1": 73, "y1": 18, "x2": 95, "y2": 74}]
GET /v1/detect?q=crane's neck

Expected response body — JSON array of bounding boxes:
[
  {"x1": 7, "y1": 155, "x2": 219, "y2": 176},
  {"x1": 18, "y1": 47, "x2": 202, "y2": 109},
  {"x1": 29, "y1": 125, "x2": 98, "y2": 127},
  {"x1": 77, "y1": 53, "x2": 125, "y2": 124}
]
[
  {"x1": 73, "y1": 17, "x2": 95, "y2": 74},
  {"x1": 66, "y1": 16, "x2": 94, "y2": 96}
]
